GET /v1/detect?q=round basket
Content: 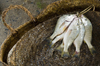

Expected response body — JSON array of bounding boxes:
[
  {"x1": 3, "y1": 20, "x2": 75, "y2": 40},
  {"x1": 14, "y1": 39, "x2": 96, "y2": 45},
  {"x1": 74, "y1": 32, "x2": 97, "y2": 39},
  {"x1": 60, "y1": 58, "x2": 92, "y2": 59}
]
[{"x1": 0, "y1": 0, "x2": 100, "y2": 66}]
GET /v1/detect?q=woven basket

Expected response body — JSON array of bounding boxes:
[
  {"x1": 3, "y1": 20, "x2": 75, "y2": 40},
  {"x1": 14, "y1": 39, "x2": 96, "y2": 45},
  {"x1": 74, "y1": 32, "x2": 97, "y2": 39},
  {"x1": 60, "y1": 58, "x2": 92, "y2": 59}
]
[{"x1": 0, "y1": 0, "x2": 100, "y2": 66}]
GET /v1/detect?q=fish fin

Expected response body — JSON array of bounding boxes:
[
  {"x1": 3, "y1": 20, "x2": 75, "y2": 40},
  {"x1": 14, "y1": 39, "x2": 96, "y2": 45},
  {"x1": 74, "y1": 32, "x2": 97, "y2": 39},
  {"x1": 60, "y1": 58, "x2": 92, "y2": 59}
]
[
  {"x1": 46, "y1": 38, "x2": 54, "y2": 48},
  {"x1": 84, "y1": 40, "x2": 86, "y2": 43},
  {"x1": 56, "y1": 46, "x2": 63, "y2": 53},
  {"x1": 61, "y1": 51, "x2": 70, "y2": 58},
  {"x1": 89, "y1": 47, "x2": 96, "y2": 55},
  {"x1": 72, "y1": 51, "x2": 80, "y2": 58}
]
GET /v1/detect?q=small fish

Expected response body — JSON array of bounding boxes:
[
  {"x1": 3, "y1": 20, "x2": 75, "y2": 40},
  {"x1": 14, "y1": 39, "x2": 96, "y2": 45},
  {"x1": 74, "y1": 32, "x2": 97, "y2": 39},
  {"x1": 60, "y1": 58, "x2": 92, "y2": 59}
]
[
  {"x1": 73, "y1": 18, "x2": 85, "y2": 57},
  {"x1": 62, "y1": 17, "x2": 80, "y2": 57},
  {"x1": 50, "y1": 14, "x2": 76, "y2": 39},
  {"x1": 82, "y1": 15, "x2": 96, "y2": 55},
  {"x1": 51, "y1": 31, "x2": 66, "y2": 47},
  {"x1": 50, "y1": 5, "x2": 96, "y2": 58}
]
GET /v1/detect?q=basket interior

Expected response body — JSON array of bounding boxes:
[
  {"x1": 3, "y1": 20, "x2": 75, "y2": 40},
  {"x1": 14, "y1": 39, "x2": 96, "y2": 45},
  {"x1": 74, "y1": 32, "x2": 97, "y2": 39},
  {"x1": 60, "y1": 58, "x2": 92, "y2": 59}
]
[{"x1": 7, "y1": 11, "x2": 100, "y2": 66}]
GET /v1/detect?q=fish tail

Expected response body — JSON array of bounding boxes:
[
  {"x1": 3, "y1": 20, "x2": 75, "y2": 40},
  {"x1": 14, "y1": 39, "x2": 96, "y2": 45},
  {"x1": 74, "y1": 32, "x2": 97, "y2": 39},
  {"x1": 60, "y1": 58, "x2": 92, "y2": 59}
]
[
  {"x1": 89, "y1": 47, "x2": 96, "y2": 55},
  {"x1": 61, "y1": 51, "x2": 70, "y2": 58},
  {"x1": 72, "y1": 51, "x2": 80, "y2": 58}
]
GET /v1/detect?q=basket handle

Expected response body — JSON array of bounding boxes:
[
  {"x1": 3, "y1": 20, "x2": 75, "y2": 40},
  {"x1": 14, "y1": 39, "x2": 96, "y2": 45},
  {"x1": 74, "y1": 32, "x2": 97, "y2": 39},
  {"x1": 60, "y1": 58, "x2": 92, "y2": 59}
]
[{"x1": 2, "y1": 5, "x2": 35, "y2": 33}]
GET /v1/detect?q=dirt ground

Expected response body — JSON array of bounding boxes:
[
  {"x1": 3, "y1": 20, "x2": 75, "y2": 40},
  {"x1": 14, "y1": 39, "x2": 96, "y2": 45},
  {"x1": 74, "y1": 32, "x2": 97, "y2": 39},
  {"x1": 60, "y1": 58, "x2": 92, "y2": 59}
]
[{"x1": 0, "y1": 0, "x2": 59, "y2": 65}]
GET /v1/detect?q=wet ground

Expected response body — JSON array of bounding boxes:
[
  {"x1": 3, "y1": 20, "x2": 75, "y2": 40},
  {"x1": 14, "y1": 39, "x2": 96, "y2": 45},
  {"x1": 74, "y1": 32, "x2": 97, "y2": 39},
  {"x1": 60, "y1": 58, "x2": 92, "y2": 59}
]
[{"x1": 0, "y1": 0, "x2": 59, "y2": 66}]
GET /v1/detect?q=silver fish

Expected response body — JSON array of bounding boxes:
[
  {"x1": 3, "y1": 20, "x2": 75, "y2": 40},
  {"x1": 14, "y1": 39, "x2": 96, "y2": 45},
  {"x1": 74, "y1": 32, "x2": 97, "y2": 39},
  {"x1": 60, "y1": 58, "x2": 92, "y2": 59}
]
[
  {"x1": 82, "y1": 15, "x2": 96, "y2": 55},
  {"x1": 73, "y1": 18, "x2": 85, "y2": 57},
  {"x1": 50, "y1": 14, "x2": 76, "y2": 39},
  {"x1": 62, "y1": 17, "x2": 80, "y2": 57}
]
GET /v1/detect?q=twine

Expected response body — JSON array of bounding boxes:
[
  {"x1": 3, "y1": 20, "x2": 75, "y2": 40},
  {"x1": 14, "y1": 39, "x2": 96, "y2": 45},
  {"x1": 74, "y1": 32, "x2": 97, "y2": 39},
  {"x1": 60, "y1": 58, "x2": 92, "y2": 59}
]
[{"x1": 2, "y1": 5, "x2": 35, "y2": 33}]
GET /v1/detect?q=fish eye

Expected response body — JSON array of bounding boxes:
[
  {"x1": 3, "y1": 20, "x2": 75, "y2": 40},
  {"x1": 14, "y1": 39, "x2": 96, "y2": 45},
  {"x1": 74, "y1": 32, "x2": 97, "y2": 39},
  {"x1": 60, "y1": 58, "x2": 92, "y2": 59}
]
[{"x1": 85, "y1": 19, "x2": 87, "y2": 21}]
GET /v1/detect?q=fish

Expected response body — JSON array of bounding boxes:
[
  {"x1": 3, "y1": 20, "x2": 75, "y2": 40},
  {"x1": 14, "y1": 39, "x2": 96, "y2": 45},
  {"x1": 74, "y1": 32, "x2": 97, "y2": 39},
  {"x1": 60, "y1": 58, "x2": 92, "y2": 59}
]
[
  {"x1": 50, "y1": 5, "x2": 96, "y2": 58},
  {"x1": 50, "y1": 14, "x2": 76, "y2": 40},
  {"x1": 61, "y1": 17, "x2": 80, "y2": 57},
  {"x1": 82, "y1": 15, "x2": 96, "y2": 55},
  {"x1": 51, "y1": 31, "x2": 66, "y2": 47},
  {"x1": 73, "y1": 18, "x2": 85, "y2": 57},
  {"x1": 49, "y1": 5, "x2": 96, "y2": 58}
]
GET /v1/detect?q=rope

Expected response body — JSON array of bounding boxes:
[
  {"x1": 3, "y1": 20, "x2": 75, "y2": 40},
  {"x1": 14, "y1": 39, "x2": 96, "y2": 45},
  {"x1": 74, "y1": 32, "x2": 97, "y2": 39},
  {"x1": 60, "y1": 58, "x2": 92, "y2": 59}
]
[
  {"x1": 2, "y1": 5, "x2": 35, "y2": 33},
  {"x1": 77, "y1": 5, "x2": 95, "y2": 17}
]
